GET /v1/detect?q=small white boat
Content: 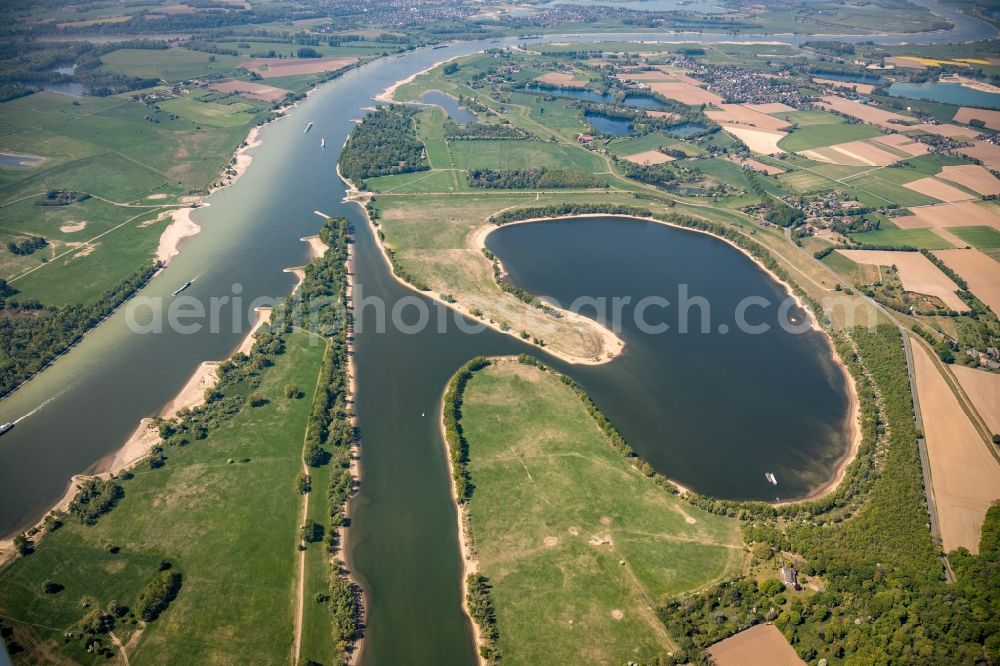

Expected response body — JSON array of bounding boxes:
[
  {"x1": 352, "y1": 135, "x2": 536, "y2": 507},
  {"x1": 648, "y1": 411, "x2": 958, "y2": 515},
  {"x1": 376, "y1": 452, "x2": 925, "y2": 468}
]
[
  {"x1": 305, "y1": 122, "x2": 313, "y2": 133},
  {"x1": 0, "y1": 422, "x2": 13, "y2": 437},
  {"x1": 320, "y1": 138, "x2": 326, "y2": 149},
  {"x1": 765, "y1": 472, "x2": 778, "y2": 486},
  {"x1": 172, "y1": 281, "x2": 192, "y2": 296}
]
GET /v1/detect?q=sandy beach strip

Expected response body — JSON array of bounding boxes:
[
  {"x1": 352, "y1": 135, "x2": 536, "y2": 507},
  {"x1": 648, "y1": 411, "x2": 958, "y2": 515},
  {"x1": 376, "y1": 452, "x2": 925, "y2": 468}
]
[
  {"x1": 155, "y1": 124, "x2": 264, "y2": 265},
  {"x1": 374, "y1": 55, "x2": 466, "y2": 103},
  {"x1": 155, "y1": 205, "x2": 203, "y2": 264},
  {"x1": 159, "y1": 361, "x2": 221, "y2": 419},
  {"x1": 437, "y1": 380, "x2": 487, "y2": 666},
  {"x1": 238, "y1": 306, "x2": 273, "y2": 355},
  {"x1": 340, "y1": 165, "x2": 625, "y2": 366},
  {"x1": 301, "y1": 234, "x2": 329, "y2": 260}
]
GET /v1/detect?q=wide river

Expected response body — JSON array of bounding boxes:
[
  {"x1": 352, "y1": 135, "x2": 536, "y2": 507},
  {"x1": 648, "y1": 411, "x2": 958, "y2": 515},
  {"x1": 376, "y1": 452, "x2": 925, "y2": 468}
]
[{"x1": 0, "y1": 6, "x2": 994, "y2": 663}]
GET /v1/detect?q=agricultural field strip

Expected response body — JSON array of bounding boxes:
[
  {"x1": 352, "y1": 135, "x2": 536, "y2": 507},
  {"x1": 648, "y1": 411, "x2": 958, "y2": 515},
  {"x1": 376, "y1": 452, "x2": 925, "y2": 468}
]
[{"x1": 0, "y1": 99, "x2": 132, "y2": 139}]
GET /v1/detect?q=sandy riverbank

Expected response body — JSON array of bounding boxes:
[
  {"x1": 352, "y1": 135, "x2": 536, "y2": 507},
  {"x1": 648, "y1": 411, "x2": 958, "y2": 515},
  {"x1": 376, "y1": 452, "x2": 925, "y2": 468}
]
[
  {"x1": 941, "y1": 74, "x2": 1000, "y2": 94},
  {"x1": 437, "y1": 381, "x2": 487, "y2": 666},
  {"x1": 153, "y1": 115, "x2": 274, "y2": 265},
  {"x1": 159, "y1": 362, "x2": 220, "y2": 419},
  {"x1": 374, "y1": 55, "x2": 467, "y2": 103},
  {"x1": 0, "y1": 474, "x2": 93, "y2": 564},
  {"x1": 301, "y1": 234, "x2": 329, "y2": 261},
  {"x1": 0, "y1": 282, "x2": 277, "y2": 565},
  {"x1": 340, "y1": 170, "x2": 624, "y2": 365},
  {"x1": 155, "y1": 206, "x2": 202, "y2": 264},
  {"x1": 239, "y1": 307, "x2": 273, "y2": 355},
  {"x1": 339, "y1": 238, "x2": 365, "y2": 666}
]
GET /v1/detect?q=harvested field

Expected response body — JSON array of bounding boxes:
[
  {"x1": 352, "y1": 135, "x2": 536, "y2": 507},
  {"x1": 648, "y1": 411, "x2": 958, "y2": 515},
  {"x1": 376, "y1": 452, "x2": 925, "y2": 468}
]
[
  {"x1": 887, "y1": 56, "x2": 927, "y2": 69},
  {"x1": 534, "y1": 71, "x2": 588, "y2": 88},
  {"x1": 617, "y1": 71, "x2": 673, "y2": 81},
  {"x1": 954, "y1": 107, "x2": 1000, "y2": 131},
  {"x1": 800, "y1": 139, "x2": 902, "y2": 167},
  {"x1": 957, "y1": 140, "x2": 1000, "y2": 170},
  {"x1": 623, "y1": 150, "x2": 675, "y2": 165},
  {"x1": 742, "y1": 102, "x2": 796, "y2": 114},
  {"x1": 652, "y1": 68, "x2": 705, "y2": 86},
  {"x1": 705, "y1": 104, "x2": 791, "y2": 131},
  {"x1": 240, "y1": 56, "x2": 358, "y2": 79},
  {"x1": 911, "y1": 123, "x2": 978, "y2": 139},
  {"x1": 720, "y1": 125, "x2": 786, "y2": 154},
  {"x1": 209, "y1": 79, "x2": 290, "y2": 101},
  {"x1": 641, "y1": 81, "x2": 722, "y2": 106},
  {"x1": 934, "y1": 248, "x2": 1000, "y2": 313},
  {"x1": 819, "y1": 95, "x2": 915, "y2": 129},
  {"x1": 905, "y1": 201, "x2": 1000, "y2": 230},
  {"x1": 869, "y1": 133, "x2": 928, "y2": 156},
  {"x1": 837, "y1": 249, "x2": 966, "y2": 310},
  {"x1": 903, "y1": 176, "x2": 976, "y2": 202},
  {"x1": 952, "y1": 365, "x2": 1000, "y2": 436},
  {"x1": 706, "y1": 624, "x2": 805, "y2": 666},
  {"x1": 937, "y1": 165, "x2": 1000, "y2": 196},
  {"x1": 813, "y1": 77, "x2": 875, "y2": 94},
  {"x1": 911, "y1": 343, "x2": 1000, "y2": 553}
]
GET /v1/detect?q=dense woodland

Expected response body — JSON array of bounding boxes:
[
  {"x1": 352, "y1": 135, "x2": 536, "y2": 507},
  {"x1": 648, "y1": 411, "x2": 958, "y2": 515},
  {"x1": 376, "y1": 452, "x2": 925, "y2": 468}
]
[
  {"x1": 275, "y1": 216, "x2": 359, "y2": 651},
  {"x1": 444, "y1": 121, "x2": 528, "y2": 141},
  {"x1": 466, "y1": 167, "x2": 605, "y2": 189},
  {"x1": 664, "y1": 326, "x2": 999, "y2": 665},
  {"x1": 490, "y1": 203, "x2": 654, "y2": 225},
  {"x1": 340, "y1": 105, "x2": 429, "y2": 181},
  {"x1": 0, "y1": 262, "x2": 160, "y2": 398}
]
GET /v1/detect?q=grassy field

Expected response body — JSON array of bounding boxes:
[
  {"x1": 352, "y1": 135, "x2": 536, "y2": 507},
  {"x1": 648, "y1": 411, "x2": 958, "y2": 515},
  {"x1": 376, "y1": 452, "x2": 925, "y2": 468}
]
[
  {"x1": 606, "y1": 132, "x2": 704, "y2": 157},
  {"x1": 416, "y1": 107, "x2": 453, "y2": 169},
  {"x1": 365, "y1": 169, "x2": 463, "y2": 194},
  {"x1": 449, "y1": 139, "x2": 604, "y2": 172},
  {"x1": 0, "y1": 330, "x2": 325, "y2": 664},
  {"x1": 506, "y1": 92, "x2": 590, "y2": 137},
  {"x1": 948, "y1": 225, "x2": 1000, "y2": 249},
  {"x1": 98, "y1": 48, "x2": 244, "y2": 82},
  {"x1": 0, "y1": 89, "x2": 258, "y2": 304},
  {"x1": 777, "y1": 113, "x2": 882, "y2": 152},
  {"x1": 158, "y1": 89, "x2": 261, "y2": 128},
  {"x1": 460, "y1": 361, "x2": 742, "y2": 664},
  {"x1": 849, "y1": 227, "x2": 954, "y2": 249},
  {"x1": 690, "y1": 157, "x2": 788, "y2": 198},
  {"x1": 373, "y1": 189, "x2": 675, "y2": 360}
]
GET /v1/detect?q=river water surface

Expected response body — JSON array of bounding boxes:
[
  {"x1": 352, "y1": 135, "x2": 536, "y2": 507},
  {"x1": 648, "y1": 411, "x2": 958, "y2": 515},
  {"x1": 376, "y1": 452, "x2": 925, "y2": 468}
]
[{"x1": 0, "y1": 6, "x2": 994, "y2": 662}]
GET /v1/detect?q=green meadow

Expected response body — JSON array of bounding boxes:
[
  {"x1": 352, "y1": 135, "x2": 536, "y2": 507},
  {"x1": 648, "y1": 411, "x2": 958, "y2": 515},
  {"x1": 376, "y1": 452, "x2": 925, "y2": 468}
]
[
  {"x1": 97, "y1": 48, "x2": 244, "y2": 82},
  {"x1": 777, "y1": 113, "x2": 882, "y2": 152},
  {"x1": 606, "y1": 132, "x2": 705, "y2": 157},
  {"x1": 848, "y1": 226, "x2": 954, "y2": 249},
  {"x1": 948, "y1": 225, "x2": 1000, "y2": 249},
  {"x1": 460, "y1": 361, "x2": 742, "y2": 664},
  {"x1": 0, "y1": 88, "x2": 259, "y2": 304},
  {"x1": 449, "y1": 139, "x2": 604, "y2": 172},
  {"x1": 0, "y1": 331, "x2": 326, "y2": 665}
]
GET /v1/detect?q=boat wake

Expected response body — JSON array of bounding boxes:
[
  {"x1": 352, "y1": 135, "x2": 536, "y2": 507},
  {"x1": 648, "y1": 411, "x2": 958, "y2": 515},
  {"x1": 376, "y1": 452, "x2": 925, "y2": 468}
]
[{"x1": 13, "y1": 389, "x2": 69, "y2": 425}]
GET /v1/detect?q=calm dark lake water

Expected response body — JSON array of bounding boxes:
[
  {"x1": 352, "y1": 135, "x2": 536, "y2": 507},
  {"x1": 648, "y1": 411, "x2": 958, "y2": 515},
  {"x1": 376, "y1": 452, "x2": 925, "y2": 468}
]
[
  {"x1": 585, "y1": 110, "x2": 634, "y2": 135},
  {"x1": 487, "y1": 217, "x2": 851, "y2": 500},
  {"x1": 525, "y1": 84, "x2": 671, "y2": 111},
  {"x1": 420, "y1": 89, "x2": 480, "y2": 123},
  {"x1": 887, "y1": 81, "x2": 1000, "y2": 110}
]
